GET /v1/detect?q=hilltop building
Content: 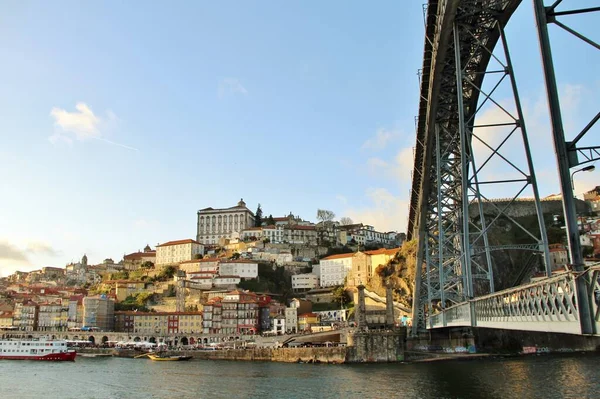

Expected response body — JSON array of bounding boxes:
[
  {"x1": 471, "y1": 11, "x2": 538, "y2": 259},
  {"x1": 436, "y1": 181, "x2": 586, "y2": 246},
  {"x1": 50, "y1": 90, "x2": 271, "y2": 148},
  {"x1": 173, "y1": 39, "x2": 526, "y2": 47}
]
[{"x1": 196, "y1": 199, "x2": 256, "y2": 245}]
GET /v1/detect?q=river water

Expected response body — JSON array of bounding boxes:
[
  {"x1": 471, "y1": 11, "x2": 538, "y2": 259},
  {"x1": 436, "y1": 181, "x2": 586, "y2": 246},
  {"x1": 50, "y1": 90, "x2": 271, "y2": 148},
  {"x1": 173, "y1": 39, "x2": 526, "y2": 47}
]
[{"x1": 1, "y1": 353, "x2": 599, "y2": 399}]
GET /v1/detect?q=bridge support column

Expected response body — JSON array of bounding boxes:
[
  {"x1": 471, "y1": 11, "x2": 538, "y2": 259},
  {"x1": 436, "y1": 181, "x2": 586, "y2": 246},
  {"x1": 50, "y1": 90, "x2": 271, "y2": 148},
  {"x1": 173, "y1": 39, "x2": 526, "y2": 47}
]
[
  {"x1": 385, "y1": 286, "x2": 395, "y2": 327},
  {"x1": 356, "y1": 285, "x2": 367, "y2": 331},
  {"x1": 533, "y1": 0, "x2": 595, "y2": 334}
]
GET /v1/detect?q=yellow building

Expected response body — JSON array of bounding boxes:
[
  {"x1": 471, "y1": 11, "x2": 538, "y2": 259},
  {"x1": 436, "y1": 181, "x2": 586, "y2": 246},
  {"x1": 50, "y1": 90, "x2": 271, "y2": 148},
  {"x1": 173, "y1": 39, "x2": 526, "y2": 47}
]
[
  {"x1": 117, "y1": 311, "x2": 203, "y2": 335},
  {"x1": 0, "y1": 311, "x2": 13, "y2": 329},
  {"x1": 113, "y1": 281, "x2": 146, "y2": 302},
  {"x1": 348, "y1": 248, "x2": 400, "y2": 287},
  {"x1": 298, "y1": 313, "x2": 320, "y2": 332}
]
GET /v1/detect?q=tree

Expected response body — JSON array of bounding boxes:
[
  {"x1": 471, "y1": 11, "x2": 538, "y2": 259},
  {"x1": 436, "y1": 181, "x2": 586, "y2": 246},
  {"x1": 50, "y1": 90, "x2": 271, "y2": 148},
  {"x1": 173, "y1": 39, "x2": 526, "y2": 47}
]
[
  {"x1": 316, "y1": 209, "x2": 336, "y2": 223},
  {"x1": 340, "y1": 217, "x2": 353, "y2": 226},
  {"x1": 266, "y1": 214, "x2": 275, "y2": 226},
  {"x1": 316, "y1": 209, "x2": 336, "y2": 246},
  {"x1": 255, "y1": 204, "x2": 263, "y2": 227}
]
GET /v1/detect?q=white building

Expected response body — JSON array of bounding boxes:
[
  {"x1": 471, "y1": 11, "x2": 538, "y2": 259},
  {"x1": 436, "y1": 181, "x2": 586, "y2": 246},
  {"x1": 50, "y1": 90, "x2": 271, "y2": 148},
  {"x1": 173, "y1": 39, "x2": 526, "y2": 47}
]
[
  {"x1": 262, "y1": 225, "x2": 285, "y2": 243},
  {"x1": 285, "y1": 307, "x2": 298, "y2": 333},
  {"x1": 197, "y1": 199, "x2": 256, "y2": 245},
  {"x1": 155, "y1": 239, "x2": 204, "y2": 267},
  {"x1": 240, "y1": 227, "x2": 264, "y2": 241},
  {"x1": 285, "y1": 225, "x2": 317, "y2": 245},
  {"x1": 292, "y1": 273, "x2": 319, "y2": 291},
  {"x1": 218, "y1": 260, "x2": 258, "y2": 279},
  {"x1": 318, "y1": 253, "x2": 354, "y2": 287},
  {"x1": 187, "y1": 276, "x2": 213, "y2": 290},
  {"x1": 213, "y1": 275, "x2": 241, "y2": 287},
  {"x1": 270, "y1": 315, "x2": 286, "y2": 335}
]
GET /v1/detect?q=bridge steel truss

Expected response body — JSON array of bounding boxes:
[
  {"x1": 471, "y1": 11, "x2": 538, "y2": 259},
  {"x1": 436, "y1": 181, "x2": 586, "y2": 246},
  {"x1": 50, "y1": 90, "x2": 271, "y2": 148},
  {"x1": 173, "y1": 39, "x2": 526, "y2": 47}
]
[
  {"x1": 409, "y1": 0, "x2": 599, "y2": 336},
  {"x1": 409, "y1": 0, "x2": 554, "y2": 334}
]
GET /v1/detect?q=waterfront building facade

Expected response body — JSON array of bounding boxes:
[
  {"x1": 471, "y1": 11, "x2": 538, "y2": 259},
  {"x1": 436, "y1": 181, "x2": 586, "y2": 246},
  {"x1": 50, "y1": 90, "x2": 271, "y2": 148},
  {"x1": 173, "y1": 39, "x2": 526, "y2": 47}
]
[
  {"x1": 197, "y1": 199, "x2": 256, "y2": 245},
  {"x1": 83, "y1": 295, "x2": 115, "y2": 331},
  {"x1": 114, "y1": 311, "x2": 203, "y2": 335}
]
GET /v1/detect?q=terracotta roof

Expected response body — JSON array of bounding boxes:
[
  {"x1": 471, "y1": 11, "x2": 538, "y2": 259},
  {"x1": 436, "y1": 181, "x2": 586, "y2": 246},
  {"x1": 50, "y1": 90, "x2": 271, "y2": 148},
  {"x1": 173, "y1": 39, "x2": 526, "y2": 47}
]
[
  {"x1": 179, "y1": 258, "x2": 219, "y2": 264},
  {"x1": 298, "y1": 313, "x2": 318, "y2": 318},
  {"x1": 157, "y1": 239, "x2": 202, "y2": 247},
  {"x1": 219, "y1": 259, "x2": 257, "y2": 264},
  {"x1": 364, "y1": 248, "x2": 400, "y2": 256},
  {"x1": 285, "y1": 225, "x2": 316, "y2": 231},
  {"x1": 187, "y1": 271, "x2": 217, "y2": 275},
  {"x1": 216, "y1": 275, "x2": 241, "y2": 279},
  {"x1": 124, "y1": 251, "x2": 156, "y2": 260},
  {"x1": 114, "y1": 311, "x2": 203, "y2": 316},
  {"x1": 322, "y1": 253, "x2": 355, "y2": 260}
]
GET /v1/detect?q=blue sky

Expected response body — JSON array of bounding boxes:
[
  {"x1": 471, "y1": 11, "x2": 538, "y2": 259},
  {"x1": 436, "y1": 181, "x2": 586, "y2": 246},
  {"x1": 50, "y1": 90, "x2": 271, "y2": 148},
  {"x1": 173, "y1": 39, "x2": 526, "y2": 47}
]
[{"x1": 0, "y1": 1, "x2": 598, "y2": 275}]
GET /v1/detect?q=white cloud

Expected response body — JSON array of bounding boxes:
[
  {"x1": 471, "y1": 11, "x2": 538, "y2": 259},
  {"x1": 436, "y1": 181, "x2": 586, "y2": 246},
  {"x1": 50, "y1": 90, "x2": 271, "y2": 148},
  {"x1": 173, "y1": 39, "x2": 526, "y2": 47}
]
[
  {"x1": 50, "y1": 102, "x2": 100, "y2": 139},
  {"x1": 218, "y1": 78, "x2": 248, "y2": 98},
  {"x1": 362, "y1": 128, "x2": 402, "y2": 150},
  {"x1": 366, "y1": 146, "x2": 414, "y2": 183},
  {"x1": 49, "y1": 103, "x2": 138, "y2": 151},
  {"x1": 345, "y1": 188, "x2": 409, "y2": 232}
]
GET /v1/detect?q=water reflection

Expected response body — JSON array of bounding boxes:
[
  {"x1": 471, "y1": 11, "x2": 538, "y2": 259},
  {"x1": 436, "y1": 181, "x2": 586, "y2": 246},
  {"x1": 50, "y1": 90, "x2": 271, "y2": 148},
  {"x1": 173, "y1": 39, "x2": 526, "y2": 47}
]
[{"x1": 1, "y1": 354, "x2": 599, "y2": 399}]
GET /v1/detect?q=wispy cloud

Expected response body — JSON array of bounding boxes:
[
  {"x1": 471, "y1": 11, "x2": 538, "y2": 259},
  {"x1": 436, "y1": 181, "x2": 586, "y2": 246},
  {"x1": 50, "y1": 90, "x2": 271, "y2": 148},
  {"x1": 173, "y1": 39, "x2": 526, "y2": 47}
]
[
  {"x1": 0, "y1": 240, "x2": 61, "y2": 264},
  {"x1": 218, "y1": 78, "x2": 248, "y2": 98},
  {"x1": 49, "y1": 102, "x2": 138, "y2": 151},
  {"x1": 345, "y1": 188, "x2": 408, "y2": 232},
  {"x1": 0, "y1": 241, "x2": 29, "y2": 263},
  {"x1": 366, "y1": 146, "x2": 414, "y2": 183},
  {"x1": 361, "y1": 128, "x2": 402, "y2": 151}
]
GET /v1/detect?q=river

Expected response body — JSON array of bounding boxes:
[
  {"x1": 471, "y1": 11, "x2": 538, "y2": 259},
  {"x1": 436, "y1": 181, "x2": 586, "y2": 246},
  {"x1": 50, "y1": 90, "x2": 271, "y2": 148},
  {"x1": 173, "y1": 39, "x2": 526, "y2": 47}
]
[{"x1": 1, "y1": 353, "x2": 599, "y2": 398}]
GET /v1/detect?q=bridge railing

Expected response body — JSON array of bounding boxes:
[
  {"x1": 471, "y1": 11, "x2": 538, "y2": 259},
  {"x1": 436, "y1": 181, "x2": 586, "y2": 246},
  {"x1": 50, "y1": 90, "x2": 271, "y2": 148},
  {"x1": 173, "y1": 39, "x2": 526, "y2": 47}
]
[
  {"x1": 427, "y1": 270, "x2": 597, "y2": 335},
  {"x1": 585, "y1": 266, "x2": 600, "y2": 335}
]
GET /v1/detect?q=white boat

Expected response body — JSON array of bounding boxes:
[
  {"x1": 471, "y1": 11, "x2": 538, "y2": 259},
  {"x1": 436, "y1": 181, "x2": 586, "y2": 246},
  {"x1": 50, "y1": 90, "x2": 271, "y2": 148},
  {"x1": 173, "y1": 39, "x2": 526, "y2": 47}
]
[{"x1": 0, "y1": 339, "x2": 77, "y2": 361}]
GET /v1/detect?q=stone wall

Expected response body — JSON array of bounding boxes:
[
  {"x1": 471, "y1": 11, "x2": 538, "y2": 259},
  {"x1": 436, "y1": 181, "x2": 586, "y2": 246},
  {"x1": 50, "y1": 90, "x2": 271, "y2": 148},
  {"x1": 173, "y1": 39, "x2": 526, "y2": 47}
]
[
  {"x1": 468, "y1": 198, "x2": 588, "y2": 219},
  {"x1": 179, "y1": 347, "x2": 346, "y2": 363},
  {"x1": 346, "y1": 330, "x2": 406, "y2": 362}
]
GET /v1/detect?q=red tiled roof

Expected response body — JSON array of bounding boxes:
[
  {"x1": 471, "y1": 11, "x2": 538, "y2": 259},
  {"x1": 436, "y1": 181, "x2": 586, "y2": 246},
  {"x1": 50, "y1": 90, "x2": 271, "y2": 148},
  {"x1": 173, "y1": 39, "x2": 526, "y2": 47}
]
[
  {"x1": 364, "y1": 247, "x2": 400, "y2": 256},
  {"x1": 322, "y1": 253, "x2": 355, "y2": 260},
  {"x1": 157, "y1": 239, "x2": 202, "y2": 247},
  {"x1": 124, "y1": 251, "x2": 156, "y2": 260},
  {"x1": 179, "y1": 258, "x2": 219, "y2": 264},
  {"x1": 114, "y1": 311, "x2": 203, "y2": 316},
  {"x1": 219, "y1": 259, "x2": 257, "y2": 264},
  {"x1": 285, "y1": 225, "x2": 316, "y2": 231}
]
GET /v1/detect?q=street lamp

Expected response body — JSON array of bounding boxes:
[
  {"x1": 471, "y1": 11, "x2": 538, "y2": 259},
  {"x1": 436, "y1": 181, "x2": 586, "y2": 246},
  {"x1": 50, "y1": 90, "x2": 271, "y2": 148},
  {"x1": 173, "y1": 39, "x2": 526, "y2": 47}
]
[{"x1": 571, "y1": 165, "x2": 596, "y2": 195}]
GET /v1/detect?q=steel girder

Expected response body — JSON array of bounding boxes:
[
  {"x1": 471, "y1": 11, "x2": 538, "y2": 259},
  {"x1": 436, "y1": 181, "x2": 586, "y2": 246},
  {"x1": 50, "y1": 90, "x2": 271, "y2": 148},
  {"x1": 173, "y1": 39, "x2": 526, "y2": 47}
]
[{"x1": 409, "y1": 0, "x2": 554, "y2": 334}]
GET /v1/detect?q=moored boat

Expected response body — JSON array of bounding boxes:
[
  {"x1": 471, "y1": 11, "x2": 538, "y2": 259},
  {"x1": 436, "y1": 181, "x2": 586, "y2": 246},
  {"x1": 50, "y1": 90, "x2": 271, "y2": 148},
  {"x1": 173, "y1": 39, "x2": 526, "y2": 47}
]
[
  {"x1": 0, "y1": 339, "x2": 76, "y2": 361},
  {"x1": 147, "y1": 354, "x2": 192, "y2": 361}
]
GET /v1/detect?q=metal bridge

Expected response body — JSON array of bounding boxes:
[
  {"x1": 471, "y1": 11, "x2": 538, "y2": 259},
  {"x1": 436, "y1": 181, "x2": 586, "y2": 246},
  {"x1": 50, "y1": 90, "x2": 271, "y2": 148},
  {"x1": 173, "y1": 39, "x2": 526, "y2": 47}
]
[{"x1": 407, "y1": 0, "x2": 599, "y2": 336}]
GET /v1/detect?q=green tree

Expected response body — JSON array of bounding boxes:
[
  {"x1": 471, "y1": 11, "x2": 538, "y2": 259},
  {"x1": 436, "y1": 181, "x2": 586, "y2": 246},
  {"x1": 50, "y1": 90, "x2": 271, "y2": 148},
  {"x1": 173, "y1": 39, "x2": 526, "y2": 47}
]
[
  {"x1": 266, "y1": 214, "x2": 275, "y2": 226},
  {"x1": 255, "y1": 204, "x2": 263, "y2": 227},
  {"x1": 332, "y1": 286, "x2": 351, "y2": 308}
]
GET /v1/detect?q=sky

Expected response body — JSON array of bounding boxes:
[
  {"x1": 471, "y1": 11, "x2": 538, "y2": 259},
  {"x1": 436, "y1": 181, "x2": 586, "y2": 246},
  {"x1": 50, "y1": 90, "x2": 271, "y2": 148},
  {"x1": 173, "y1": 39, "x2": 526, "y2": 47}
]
[{"x1": 0, "y1": 1, "x2": 598, "y2": 276}]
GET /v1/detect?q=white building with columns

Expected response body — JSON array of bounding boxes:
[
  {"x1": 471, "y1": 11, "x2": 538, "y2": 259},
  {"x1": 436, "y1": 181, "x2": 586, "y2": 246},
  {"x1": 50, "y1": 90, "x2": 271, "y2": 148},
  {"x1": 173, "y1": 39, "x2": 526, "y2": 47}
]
[{"x1": 197, "y1": 199, "x2": 256, "y2": 244}]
